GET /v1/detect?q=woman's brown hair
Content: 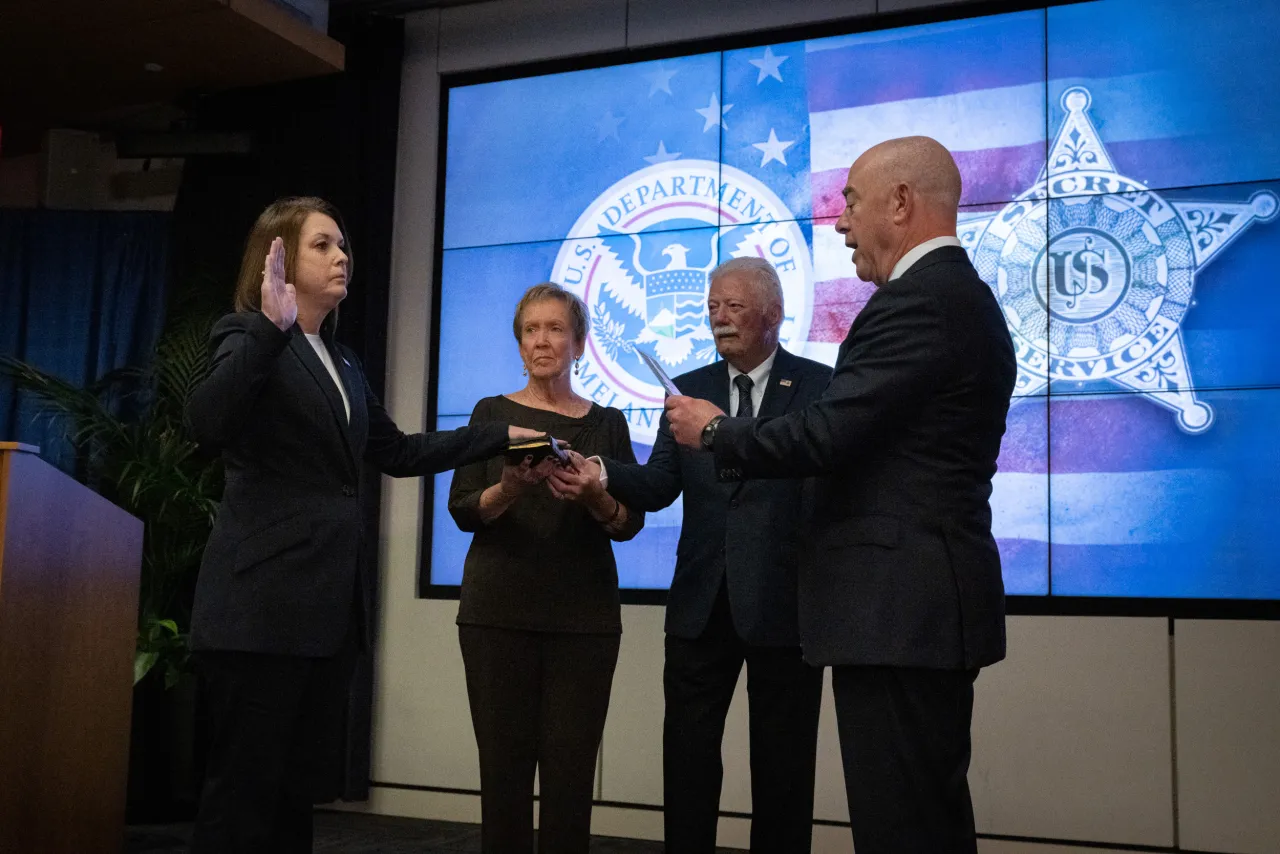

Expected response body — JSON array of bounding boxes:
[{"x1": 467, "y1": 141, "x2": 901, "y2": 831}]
[{"x1": 232, "y1": 196, "x2": 352, "y2": 317}]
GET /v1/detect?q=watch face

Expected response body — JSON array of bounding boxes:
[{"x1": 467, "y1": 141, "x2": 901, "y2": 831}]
[{"x1": 700, "y1": 416, "x2": 719, "y2": 449}]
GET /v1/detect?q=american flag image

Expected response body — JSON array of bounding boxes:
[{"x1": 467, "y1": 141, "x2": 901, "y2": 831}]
[
  {"x1": 717, "y1": 15, "x2": 1054, "y2": 591},
  {"x1": 434, "y1": 5, "x2": 1280, "y2": 595},
  {"x1": 713, "y1": 12, "x2": 1278, "y2": 597}
]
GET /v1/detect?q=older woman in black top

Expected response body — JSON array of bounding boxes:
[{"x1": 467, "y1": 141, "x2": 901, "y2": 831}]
[{"x1": 449, "y1": 283, "x2": 644, "y2": 854}]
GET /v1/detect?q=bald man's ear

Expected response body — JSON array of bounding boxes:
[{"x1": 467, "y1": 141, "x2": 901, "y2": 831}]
[{"x1": 890, "y1": 182, "x2": 912, "y2": 224}]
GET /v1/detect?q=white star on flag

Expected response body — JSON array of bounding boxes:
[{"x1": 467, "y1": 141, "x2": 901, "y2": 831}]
[
  {"x1": 695, "y1": 93, "x2": 734, "y2": 132},
  {"x1": 644, "y1": 66, "x2": 677, "y2": 97},
  {"x1": 748, "y1": 47, "x2": 788, "y2": 84},
  {"x1": 752, "y1": 128, "x2": 796, "y2": 166},
  {"x1": 644, "y1": 141, "x2": 682, "y2": 164},
  {"x1": 596, "y1": 111, "x2": 624, "y2": 142}
]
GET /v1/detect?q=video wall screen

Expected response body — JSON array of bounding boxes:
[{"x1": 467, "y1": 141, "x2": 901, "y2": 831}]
[{"x1": 428, "y1": 0, "x2": 1280, "y2": 601}]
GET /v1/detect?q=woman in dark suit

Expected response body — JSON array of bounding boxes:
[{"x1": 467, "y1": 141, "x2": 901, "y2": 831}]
[
  {"x1": 448, "y1": 283, "x2": 644, "y2": 853},
  {"x1": 185, "y1": 196, "x2": 537, "y2": 853}
]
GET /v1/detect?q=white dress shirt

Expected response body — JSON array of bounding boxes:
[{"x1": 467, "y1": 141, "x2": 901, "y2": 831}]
[
  {"x1": 727, "y1": 346, "x2": 777, "y2": 417},
  {"x1": 888, "y1": 235, "x2": 964, "y2": 283},
  {"x1": 305, "y1": 333, "x2": 351, "y2": 421}
]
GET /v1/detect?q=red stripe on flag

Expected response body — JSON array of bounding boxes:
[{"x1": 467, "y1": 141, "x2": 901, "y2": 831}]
[
  {"x1": 804, "y1": 17, "x2": 1045, "y2": 115},
  {"x1": 811, "y1": 170, "x2": 848, "y2": 222},
  {"x1": 810, "y1": 142, "x2": 1046, "y2": 216},
  {"x1": 1049, "y1": 394, "x2": 1197, "y2": 474},
  {"x1": 997, "y1": 398, "x2": 1049, "y2": 474},
  {"x1": 809, "y1": 278, "x2": 876, "y2": 342},
  {"x1": 993, "y1": 538, "x2": 1049, "y2": 594}
]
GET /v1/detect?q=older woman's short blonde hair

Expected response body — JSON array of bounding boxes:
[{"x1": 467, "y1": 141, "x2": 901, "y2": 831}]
[{"x1": 512, "y1": 283, "x2": 589, "y2": 344}]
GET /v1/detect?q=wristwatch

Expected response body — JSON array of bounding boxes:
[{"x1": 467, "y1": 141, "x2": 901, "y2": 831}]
[{"x1": 700, "y1": 415, "x2": 725, "y2": 451}]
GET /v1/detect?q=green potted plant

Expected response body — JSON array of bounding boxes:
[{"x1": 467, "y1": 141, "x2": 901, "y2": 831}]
[{"x1": 0, "y1": 301, "x2": 223, "y2": 818}]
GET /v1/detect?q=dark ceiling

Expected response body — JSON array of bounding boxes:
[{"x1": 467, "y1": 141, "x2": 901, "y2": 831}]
[
  {"x1": 0, "y1": 0, "x2": 346, "y2": 155},
  {"x1": 328, "y1": 0, "x2": 495, "y2": 13}
]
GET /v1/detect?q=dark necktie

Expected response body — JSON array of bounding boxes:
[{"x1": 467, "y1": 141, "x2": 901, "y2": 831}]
[{"x1": 733, "y1": 374, "x2": 755, "y2": 418}]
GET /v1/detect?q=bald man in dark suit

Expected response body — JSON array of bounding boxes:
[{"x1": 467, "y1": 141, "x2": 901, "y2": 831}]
[{"x1": 665, "y1": 137, "x2": 1017, "y2": 854}]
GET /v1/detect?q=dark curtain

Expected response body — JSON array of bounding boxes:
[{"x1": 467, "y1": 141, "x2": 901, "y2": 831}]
[
  {"x1": 0, "y1": 210, "x2": 170, "y2": 472},
  {"x1": 170, "y1": 12, "x2": 405, "y2": 802}
]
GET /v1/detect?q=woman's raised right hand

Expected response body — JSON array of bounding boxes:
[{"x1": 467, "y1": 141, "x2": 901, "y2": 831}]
[{"x1": 261, "y1": 237, "x2": 298, "y2": 332}]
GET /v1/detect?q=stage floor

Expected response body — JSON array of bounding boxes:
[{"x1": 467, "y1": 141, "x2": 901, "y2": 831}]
[{"x1": 125, "y1": 810, "x2": 747, "y2": 853}]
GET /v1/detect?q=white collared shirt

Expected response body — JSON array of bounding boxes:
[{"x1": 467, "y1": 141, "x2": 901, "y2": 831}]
[
  {"x1": 726, "y1": 347, "x2": 777, "y2": 417},
  {"x1": 304, "y1": 333, "x2": 351, "y2": 421},
  {"x1": 888, "y1": 235, "x2": 963, "y2": 283}
]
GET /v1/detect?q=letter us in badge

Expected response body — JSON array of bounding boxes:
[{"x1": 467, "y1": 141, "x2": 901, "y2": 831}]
[{"x1": 960, "y1": 87, "x2": 1278, "y2": 433}]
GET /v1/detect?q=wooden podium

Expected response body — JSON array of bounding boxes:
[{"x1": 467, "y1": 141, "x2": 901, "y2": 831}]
[{"x1": 0, "y1": 443, "x2": 143, "y2": 854}]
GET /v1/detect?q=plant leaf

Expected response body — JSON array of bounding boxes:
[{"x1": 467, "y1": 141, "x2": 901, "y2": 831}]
[{"x1": 134, "y1": 651, "x2": 159, "y2": 685}]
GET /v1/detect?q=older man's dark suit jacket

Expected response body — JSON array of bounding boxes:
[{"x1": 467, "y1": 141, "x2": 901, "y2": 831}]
[
  {"x1": 606, "y1": 346, "x2": 832, "y2": 645},
  {"x1": 186, "y1": 311, "x2": 506, "y2": 657},
  {"x1": 713, "y1": 246, "x2": 1016, "y2": 670}
]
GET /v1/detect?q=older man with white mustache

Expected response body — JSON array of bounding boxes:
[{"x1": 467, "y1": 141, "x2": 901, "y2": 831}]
[{"x1": 570, "y1": 256, "x2": 832, "y2": 853}]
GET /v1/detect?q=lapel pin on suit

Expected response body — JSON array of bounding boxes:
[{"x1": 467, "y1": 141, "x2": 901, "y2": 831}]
[{"x1": 779, "y1": 378, "x2": 793, "y2": 387}]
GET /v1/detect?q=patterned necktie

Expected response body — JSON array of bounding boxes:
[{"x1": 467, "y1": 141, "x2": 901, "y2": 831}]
[{"x1": 733, "y1": 374, "x2": 755, "y2": 418}]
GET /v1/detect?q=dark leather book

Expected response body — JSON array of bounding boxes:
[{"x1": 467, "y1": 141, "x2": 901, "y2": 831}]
[{"x1": 503, "y1": 435, "x2": 569, "y2": 467}]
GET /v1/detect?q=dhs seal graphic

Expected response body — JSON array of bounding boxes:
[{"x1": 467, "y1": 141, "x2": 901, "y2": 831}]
[
  {"x1": 961, "y1": 87, "x2": 1278, "y2": 433},
  {"x1": 552, "y1": 161, "x2": 814, "y2": 444}
]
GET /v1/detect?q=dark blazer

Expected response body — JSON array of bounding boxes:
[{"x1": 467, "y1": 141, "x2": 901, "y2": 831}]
[
  {"x1": 713, "y1": 247, "x2": 1016, "y2": 669},
  {"x1": 186, "y1": 311, "x2": 507, "y2": 657},
  {"x1": 606, "y1": 347, "x2": 831, "y2": 646}
]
